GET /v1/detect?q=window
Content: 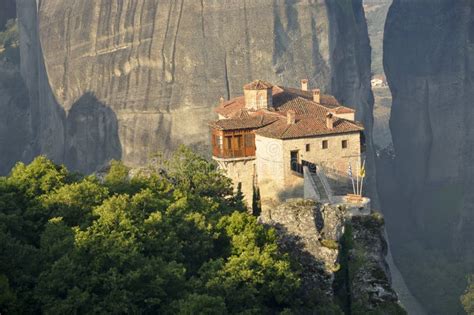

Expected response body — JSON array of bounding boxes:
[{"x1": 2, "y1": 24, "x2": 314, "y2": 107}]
[
  {"x1": 225, "y1": 136, "x2": 232, "y2": 150},
  {"x1": 342, "y1": 140, "x2": 348, "y2": 149},
  {"x1": 235, "y1": 135, "x2": 243, "y2": 148},
  {"x1": 245, "y1": 134, "x2": 255, "y2": 147},
  {"x1": 305, "y1": 144, "x2": 311, "y2": 152},
  {"x1": 216, "y1": 135, "x2": 223, "y2": 149},
  {"x1": 322, "y1": 140, "x2": 328, "y2": 149}
]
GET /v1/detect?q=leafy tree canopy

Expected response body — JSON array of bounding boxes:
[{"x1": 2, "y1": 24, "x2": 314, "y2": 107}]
[{"x1": 0, "y1": 147, "x2": 340, "y2": 313}]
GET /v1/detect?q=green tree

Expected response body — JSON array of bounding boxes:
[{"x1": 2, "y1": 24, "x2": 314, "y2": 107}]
[
  {"x1": 104, "y1": 160, "x2": 132, "y2": 194},
  {"x1": 201, "y1": 212, "x2": 301, "y2": 313},
  {"x1": 172, "y1": 294, "x2": 227, "y2": 315},
  {"x1": 36, "y1": 195, "x2": 187, "y2": 314},
  {"x1": 0, "y1": 149, "x2": 351, "y2": 313},
  {"x1": 40, "y1": 177, "x2": 108, "y2": 228}
]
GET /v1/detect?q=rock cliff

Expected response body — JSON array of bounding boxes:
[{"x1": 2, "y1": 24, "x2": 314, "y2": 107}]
[
  {"x1": 261, "y1": 199, "x2": 403, "y2": 313},
  {"x1": 12, "y1": 0, "x2": 374, "y2": 175},
  {"x1": 382, "y1": 1, "x2": 474, "y2": 313},
  {"x1": 0, "y1": 59, "x2": 31, "y2": 174},
  {"x1": 0, "y1": 0, "x2": 16, "y2": 30}
]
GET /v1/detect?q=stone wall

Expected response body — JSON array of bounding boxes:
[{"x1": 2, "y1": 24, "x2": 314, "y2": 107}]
[
  {"x1": 255, "y1": 135, "x2": 288, "y2": 210},
  {"x1": 334, "y1": 112, "x2": 355, "y2": 121},
  {"x1": 255, "y1": 132, "x2": 361, "y2": 209},
  {"x1": 281, "y1": 132, "x2": 361, "y2": 186},
  {"x1": 215, "y1": 158, "x2": 255, "y2": 208}
]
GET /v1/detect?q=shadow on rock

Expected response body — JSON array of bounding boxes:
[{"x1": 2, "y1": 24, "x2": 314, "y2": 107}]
[
  {"x1": 65, "y1": 92, "x2": 121, "y2": 174},
  {"x1": 269, "y1": 221, "x2": 334, "y2": 300}
]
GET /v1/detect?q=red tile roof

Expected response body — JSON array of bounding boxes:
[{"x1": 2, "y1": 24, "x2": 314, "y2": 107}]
[
  {"x1": 209, "y1": 115, "x2": 278, "y2": 131},
  {"x1": 256, "y1": 116, "x2": 363, "y2": 139},
  {"x1": 213, "y1": 81, "x2": 362, "y2": 138},
  {"x1": 216, "y1": 96, "x2": 246, "y2": 117}
]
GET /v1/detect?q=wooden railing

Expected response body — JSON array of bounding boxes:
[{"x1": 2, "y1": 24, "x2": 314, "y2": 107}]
[{"x1": 212, "y1": 146, "x2": 255, "y2": 159}]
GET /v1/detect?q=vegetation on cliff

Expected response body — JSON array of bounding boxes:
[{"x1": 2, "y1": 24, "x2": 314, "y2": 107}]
[
  {"x1": 0, "y1": 148, "x2": 345, "y2": 314},
  {"x1": 0, "y1": 19, "x2": 19, "y2": 65},
  {"x1": 335, "y1": 215, "x2": 405, "y2": 315},
  {"x1": 462, "y1": 275, "x2": 474, "y2": 314}
]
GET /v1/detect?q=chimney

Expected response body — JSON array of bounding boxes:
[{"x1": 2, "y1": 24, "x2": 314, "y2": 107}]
[
  {"x1": 301, "y1": 79, "x2": 309, "y2": 91},
  {"x1": 287, "y1": 110, "x2": 296, "y2": 125},
  {"x1": 326, "y1": 112, "x2": 334, "y2": 129},
  {"x1": 313, "y1": 89, "x2": 321, "y2": 103}
]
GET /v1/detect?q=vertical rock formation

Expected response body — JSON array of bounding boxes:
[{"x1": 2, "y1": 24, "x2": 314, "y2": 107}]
[
  {"x1": 383, "y1": 1, "x2": 474, "y2": 313},
  {"x1": 261, "y1": 199, "x2": 403, "y2": 313},
  {"x1": 12, "y1": 0, "x2": 374, "y2": 177}
]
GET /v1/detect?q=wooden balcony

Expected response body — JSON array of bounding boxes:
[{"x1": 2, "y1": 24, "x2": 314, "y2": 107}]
[
  {"x1": 211, "y1": 128, "x2": 256, "y2": 160},
  {"x1": 213, "y1": 148, "x2": 255, "y2": 159}
]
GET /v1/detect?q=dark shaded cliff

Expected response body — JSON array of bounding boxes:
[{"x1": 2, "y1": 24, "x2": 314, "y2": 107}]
[
  {"x1": 11, "y1": 0, "x2": 374, "y2": 176},
  {"x1": 0, "y1": 60, "x2": 31, "y2": 174},
  {"x1": 382, "y1": 0, "x2": 474, "y2": 313},
  {"x1": 0, "y1": 0, "x2": 16, "y2": 31}
]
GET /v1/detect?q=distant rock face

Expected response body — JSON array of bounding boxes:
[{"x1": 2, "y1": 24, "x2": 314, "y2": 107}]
[
  {"x1": 384, "y1": 0, "x2": 474, "y2": 257},
  {"x1": 383, "y1": 0, "x2": 474, "y2": 312},
  {"x1": 13, "y1": 0, "x2": 373, "y2": 175},
  {"x1": 0, "y1": 61, "x2": 32, "y2": 174},
  {"x1": 0, "y1": 0, "x2": 16, "y2": 30}
]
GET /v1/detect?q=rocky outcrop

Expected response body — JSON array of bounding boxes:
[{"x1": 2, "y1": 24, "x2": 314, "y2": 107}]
[
  {"x1": 260, "y1": 199, "x2": 403, "y2": 312},
  {"x1": 348, "y1": 215, "x2": 401, "y2": 313},
  {"x1": 382, "y1": 1, "x2": 474, "y2": 313},
  {"x1": 261, "y1": 199, "x2": 345, "y2": 296},
  {"x1": 12, "y1": 0, "x2": 374, "y2": 175}
]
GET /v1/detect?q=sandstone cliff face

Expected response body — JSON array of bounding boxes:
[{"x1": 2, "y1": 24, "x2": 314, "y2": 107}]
[
  {"x1": 13, "y1": 0, "x2": 374, "y2": 175},
  {"x1": 383, "y1": 1, "x2": 474, "y2": 313}
]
